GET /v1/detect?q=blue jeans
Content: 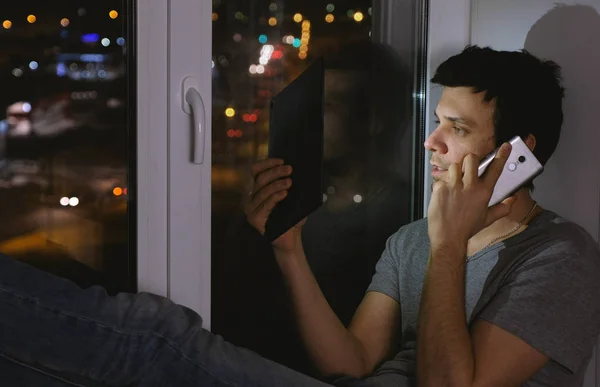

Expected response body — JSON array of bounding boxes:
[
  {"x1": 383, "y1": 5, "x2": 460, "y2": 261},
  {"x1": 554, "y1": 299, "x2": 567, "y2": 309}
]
[{"x1": 0, "y1": 254, "x2": 373, "y2": 387}]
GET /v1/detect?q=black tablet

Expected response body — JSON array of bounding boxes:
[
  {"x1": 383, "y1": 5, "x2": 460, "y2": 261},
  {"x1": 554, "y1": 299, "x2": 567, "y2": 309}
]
[{"x1": 264, "y1": 58, "x2": 324, "y2": 242}]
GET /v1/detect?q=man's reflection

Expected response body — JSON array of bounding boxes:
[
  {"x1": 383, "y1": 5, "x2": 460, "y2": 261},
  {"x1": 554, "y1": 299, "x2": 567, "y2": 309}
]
[{"x1": 215, "y1": 41, "x2": 412, "y2": 377}]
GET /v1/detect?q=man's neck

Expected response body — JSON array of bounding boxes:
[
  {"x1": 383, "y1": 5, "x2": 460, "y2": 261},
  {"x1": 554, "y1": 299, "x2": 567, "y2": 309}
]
[{"x1": 468, "y1": 189, "x2": 539, "y2": 251}]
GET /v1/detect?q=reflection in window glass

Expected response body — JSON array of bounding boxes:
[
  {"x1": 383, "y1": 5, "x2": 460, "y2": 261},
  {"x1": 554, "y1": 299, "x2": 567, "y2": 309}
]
[
  {"x1": 0, "y1": 1, "x2": 133, "y2": 293},
  {"x1": 211, "y1": 0, "x2": 418, "y2": 377}
]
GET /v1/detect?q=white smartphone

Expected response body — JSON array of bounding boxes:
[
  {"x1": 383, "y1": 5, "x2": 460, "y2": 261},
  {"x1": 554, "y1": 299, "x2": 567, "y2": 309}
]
[{"x1": 478, "y1": 136, "x2": 544, "y2": 206}]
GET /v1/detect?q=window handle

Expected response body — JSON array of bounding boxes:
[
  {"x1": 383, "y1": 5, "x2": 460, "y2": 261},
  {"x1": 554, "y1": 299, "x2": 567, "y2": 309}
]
[{"x1": 182, "y1": 77, "x2": 205, "y2": 164}]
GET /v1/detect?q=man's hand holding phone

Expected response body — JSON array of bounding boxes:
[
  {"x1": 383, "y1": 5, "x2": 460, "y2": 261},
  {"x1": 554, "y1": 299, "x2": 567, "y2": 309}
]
[
  {"x1": 427, "y1": 143, "x2": 517, "y2": 253},
  {"x1": 245, "y1": 158, "x2": 306, "y2": 254}
]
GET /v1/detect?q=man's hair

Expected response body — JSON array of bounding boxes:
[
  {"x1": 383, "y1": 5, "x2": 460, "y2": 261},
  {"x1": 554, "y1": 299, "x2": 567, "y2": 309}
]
[
  {"x1": 323, "y1": 41, "x2": 411, "y2": 177},
  {"x1": 324, "y1": 41, "x2": 411, "y2": 139},
  {"x1": 431, "y1": 45, "x2": 565, "y2": 166}
]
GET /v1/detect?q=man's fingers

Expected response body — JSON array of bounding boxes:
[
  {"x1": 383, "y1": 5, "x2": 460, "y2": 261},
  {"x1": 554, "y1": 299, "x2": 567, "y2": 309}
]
[
  {"x1": 462, "y1": 154, "x2": 479, "y2": 187},
  {"x1": 448, "y1": 163, "x2": 461, "y2": 184},
  {"x1": 253, "y1": 190, "x2": 288, "y2": 220},
  {"x1": 483, "y1": 143, "x2": 511, "y2": 187},
  {"x1": 251, "y1": 158, "x2": 285, "y2": 178},
  {"x1": 248, "y1": 178, "x2": 292, "y2": 213},
  {"x1": 254, "y1": 165, "x2": 292, "y2": 192}
]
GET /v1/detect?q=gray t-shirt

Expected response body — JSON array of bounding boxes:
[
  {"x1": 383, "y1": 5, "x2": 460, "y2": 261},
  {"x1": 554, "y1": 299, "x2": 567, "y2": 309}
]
[{"x1": 363, "y1": 210, "x2": 600, "y2": 387}]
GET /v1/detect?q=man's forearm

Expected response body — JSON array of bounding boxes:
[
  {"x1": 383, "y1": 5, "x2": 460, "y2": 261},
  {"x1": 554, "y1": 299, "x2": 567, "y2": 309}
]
[
  {"x1": 417, "y1": 245, "x2": 474, "y2": 387},
  {"x1": 276, "y1": 248, "x2": 370, "y2": 378}
]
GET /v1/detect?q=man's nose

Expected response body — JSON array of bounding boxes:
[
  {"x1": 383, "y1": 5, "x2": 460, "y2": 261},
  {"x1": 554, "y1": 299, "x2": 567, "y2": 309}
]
[{"x1": 424, "y1": 129, "x2": 448, "y2": 154}]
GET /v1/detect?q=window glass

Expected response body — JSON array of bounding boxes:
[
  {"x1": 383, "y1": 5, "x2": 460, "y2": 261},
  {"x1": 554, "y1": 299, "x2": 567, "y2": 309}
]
[
  {"x1": 0, "y1": 1, "x2": 134, "y2": 293},
  {"x1": 211, "y1": 0, "x2": 421, "y2": 376}
]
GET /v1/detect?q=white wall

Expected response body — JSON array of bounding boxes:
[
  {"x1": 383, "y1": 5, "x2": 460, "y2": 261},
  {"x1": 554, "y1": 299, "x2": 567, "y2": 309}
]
[
  {"x1": 470, "y1": 1, "x2": 600, "y2": 386},
  {"x1": 425, "y1": 0, "x2": 472, "y2": 213}
]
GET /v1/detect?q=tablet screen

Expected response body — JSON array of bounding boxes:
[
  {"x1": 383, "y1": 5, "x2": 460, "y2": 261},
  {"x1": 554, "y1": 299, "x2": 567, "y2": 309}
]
[{"x1": 264, "y1": 58, "x2": 324, "y2": 242}]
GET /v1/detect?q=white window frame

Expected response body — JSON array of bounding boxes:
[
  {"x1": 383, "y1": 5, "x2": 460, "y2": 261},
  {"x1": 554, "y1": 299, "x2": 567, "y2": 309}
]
[
  {"x1": 137, "y1": 0, "x2": 169, "y2": 298},
  {"x1": 137, "y1": 0, "x2": 213, "y2": 329}
]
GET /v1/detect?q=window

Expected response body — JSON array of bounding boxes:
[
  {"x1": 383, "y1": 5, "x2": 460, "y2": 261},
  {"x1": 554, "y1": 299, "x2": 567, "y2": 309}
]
[
  {"x1": 0, "y1": 1, "x2": 135, "y2": 293},
  {"x1": 210, "y1": 0, "x2": 426, "y2": 376}
]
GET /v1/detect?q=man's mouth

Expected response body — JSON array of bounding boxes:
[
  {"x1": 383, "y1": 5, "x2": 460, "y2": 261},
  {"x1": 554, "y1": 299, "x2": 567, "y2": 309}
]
[{"x1": 431, "y1": 165, "x2": 447, "y2": 178}]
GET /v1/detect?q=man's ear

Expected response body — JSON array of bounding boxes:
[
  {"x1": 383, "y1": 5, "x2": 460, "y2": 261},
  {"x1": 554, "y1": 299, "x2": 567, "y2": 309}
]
[{"x1": 524, "y1": 134, "x2": 536, "y2": 152}]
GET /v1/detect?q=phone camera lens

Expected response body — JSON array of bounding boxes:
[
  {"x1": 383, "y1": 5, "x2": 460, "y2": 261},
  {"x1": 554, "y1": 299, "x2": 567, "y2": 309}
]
[{"x1": 518, "y1": 156, "x2": 526, "y2": 163}]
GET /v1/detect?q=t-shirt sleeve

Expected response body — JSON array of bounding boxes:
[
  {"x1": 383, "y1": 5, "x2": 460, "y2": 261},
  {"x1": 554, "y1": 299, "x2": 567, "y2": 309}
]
[
  {"x1": 477, "y1": 245, "x2": 600, "y2": 374},
  {"x1": 366, "y1": 231, "x2": 401, "y2": 303}
]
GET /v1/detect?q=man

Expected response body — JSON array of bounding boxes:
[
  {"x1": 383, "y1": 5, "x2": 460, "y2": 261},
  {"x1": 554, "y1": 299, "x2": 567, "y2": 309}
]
[
  {"x1": 1, "y1": 46, "x2": 599, "y2": 387},
  {"x1": 245, "y1": 46, "x2": 600, "y2": 386}
]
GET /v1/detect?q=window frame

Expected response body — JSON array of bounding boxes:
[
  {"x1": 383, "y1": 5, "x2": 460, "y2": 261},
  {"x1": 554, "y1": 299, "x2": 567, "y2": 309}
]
[
  {"x1": 136, "y1": 0, "x2": 213, "y2": 329},
  {"x1": 373, "y1": 0, "x2": 430, "y2": 221},
  {"x1": 136, "y1": 0, "x2": 169, "y2": 298}
]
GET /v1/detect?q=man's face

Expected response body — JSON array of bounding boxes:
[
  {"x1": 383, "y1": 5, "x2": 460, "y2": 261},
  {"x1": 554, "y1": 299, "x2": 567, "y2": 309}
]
[
  {"x1": 425, "y1": 87, "x2": 497, "y2": 182},
  {"x1": 323, "y1": 70, "x2": 365, "y2": 161}
]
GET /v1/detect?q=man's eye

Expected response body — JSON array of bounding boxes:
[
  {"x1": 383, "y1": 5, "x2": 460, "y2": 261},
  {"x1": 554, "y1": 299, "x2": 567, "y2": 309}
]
[
  {"x1": 454, "y1": 127, "x2": 465, "y2": 135},
  {"x1": 434, "y1": 119, "x2": 440, "y2": 125}
]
